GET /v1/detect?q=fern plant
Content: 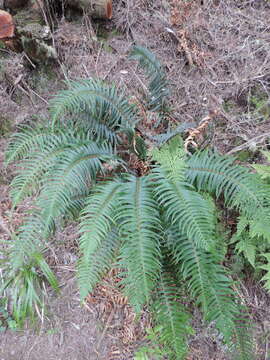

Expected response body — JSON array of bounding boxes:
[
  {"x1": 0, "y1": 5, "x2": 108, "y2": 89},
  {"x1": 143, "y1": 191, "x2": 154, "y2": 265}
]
[{"x1": 3, "y1": 46, "x2": 270, "y2": 359}]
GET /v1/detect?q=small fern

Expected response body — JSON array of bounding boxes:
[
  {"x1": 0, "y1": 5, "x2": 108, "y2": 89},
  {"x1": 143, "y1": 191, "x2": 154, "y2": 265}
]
[
  {"x1": 129, "y1": 45, "x2": 169, "y2": 111},
  {"x1": 3, "y1": 46, "x2": 270, "y2": 359}
]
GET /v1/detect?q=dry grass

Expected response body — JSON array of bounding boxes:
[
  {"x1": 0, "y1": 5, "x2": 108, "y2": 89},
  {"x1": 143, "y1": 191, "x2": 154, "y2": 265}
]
[{"x1": 50, "y1": 0, "x2": 270, "y2": 154}]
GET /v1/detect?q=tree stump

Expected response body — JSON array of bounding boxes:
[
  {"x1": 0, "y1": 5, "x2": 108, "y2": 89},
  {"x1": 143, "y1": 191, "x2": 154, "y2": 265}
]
[
  {"x1": 0, "y1": 0, "x2": 113, "y2": 63},
  {"x1": 0, "y1": 9, "x2": 15, "y2": 39}
]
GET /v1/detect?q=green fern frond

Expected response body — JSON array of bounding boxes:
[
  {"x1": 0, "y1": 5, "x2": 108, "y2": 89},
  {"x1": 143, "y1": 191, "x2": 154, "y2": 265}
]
[
  {"x1": 186, "y1": 150, "x2": 270, "y2": 215},
  {"x1": 152, "y1": 136, "x2": 186, "y2": 183},
  {"x1": 10, "y1": 141, "x2": 116, "y2": 272},
  {"x1": 10, "y1": 212, "x2": 47, "y2": 270},
  {"x1": 152, "y1": 268, "x2": 192, "y2": 359},
  {"x1": 5, "y1": 124, "x2": 56, "y2": 165},
  {"x1": 79, "y1": 229, "x2": 120, "y2": 299},
  {"x1": 187, "y1": 151, "x2": 270, "y2": 242},
  {"x1": 77, "y1": 181, "x2": 121, "y2": 299},
  {"x1": 9, "y1": 128, "x2": 94, "y2": 207},
  {"x1": 50, "y1": 79, "x2": 139, "y2": 130},
  {"x1": 149, "y1": 122, "x2": 194, "y2": 147},
  {"x1": 129, "y1": 45, "x2": 169, "y2": 111},
  {"x1": 80, "y1": 112, "x2": 121, "y2": 145},
  {"x1": 169, "y1": 230, "x2": 253, "y2": 359},
  {"x1": 259, "y1": 253, "x2": 270, "y2": 291},
  {"x1": 152, "y1": 167, "x2": 215, "y2": 250},
  {"x1": 63, "y1": 193, "x2": 89, "y2": 219},
  {"x1": 234, "y1": 233, "x2": 256, "y2": 268},
  {"x1": 117, "y1": 175, "x2": 162, "y2": 310},
  {"x1": 36, "y1": 142, "x2": 116, "y2": 231}
]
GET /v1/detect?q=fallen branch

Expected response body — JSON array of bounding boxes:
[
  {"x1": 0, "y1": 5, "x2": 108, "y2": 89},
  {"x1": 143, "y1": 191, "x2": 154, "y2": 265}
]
[{"x1": 227, "y1": 132, "x2": 270, "y2": 155}]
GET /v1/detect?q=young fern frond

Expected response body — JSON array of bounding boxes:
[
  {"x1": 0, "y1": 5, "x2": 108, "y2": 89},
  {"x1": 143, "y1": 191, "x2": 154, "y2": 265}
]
[
  {"x1": 152, "y1": 136, "x2": 187, "y2": 183},
  {"x1": 50, "y1": 79, "x2": 139, "y2": 130},
  {"x1": 77, "y1": 181, "x2": 121, "y2": 299},
  {"x1": 152, "y1": 137, "x2": 216, "y2": 250},
  {"x1": 116, "y1": 175, "x2": 162, "y2": 310},
  {"x1": 129, "y1": 45, "x2": 169, "y2": 111},
  {"x1": 152, "y1": 268, "x2": 191, "y2": 360}
]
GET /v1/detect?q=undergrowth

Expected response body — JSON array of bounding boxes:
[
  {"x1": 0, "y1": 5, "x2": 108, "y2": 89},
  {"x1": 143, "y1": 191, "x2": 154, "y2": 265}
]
[{"x1": 2, "y1": 45, "x2": 270, "y2": 359}]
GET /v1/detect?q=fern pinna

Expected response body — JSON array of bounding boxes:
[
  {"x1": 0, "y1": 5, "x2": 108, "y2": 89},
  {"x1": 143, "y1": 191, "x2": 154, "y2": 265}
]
[{"x1": 3, "y1": 46, "x2": 270, "y2": 359}]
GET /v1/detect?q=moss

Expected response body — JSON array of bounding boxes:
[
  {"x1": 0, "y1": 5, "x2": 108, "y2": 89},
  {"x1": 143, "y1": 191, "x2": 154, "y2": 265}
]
[
  {"x1": 222, "y1": 99, "x2": 235, "y2": 113},
  {"x1": 250, "y1": 95, "x2": 268, "y2": 110},
  {"x1": 236, "y1": 150, "x2": 251, "y2": 162}
]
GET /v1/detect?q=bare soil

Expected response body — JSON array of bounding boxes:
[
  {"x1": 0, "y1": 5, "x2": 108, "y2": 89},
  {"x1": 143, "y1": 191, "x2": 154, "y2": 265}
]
[{"x1": 1, "y1": 0, "x2": 270, "y2": 359}]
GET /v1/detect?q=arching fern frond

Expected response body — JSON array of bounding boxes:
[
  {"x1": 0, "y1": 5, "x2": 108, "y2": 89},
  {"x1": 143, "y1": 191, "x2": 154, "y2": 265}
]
[
  {"x1": 78, "y1": 181, "x2": 121, "y2": 299},
  {"x1": 9, "y1": 127, "x2": 95, "y2": 208},
  {"x1": 152, "y1": 267, "x2": 192, "y2": 359},
  {"x1": 10, "y1": 140, "x2": 117, "y2": 276},
  {"x1": 79, "y1": 229, "x2": 120, "y2": 300},
  {"x1": 50, "y1": 79, "x2": 139, "y2": 130},
  {"x1": 186, "y1": 151, "x2": 270, "y2": 242},
  {"x1": 186, "y1": 151, "x2": 270, "y2": 215},
  {"x1": 80, "y1": 112, "x2": 120, "y2": 145},
  {"x1": 36, "y1": 142, "x2": 116, "y2": 231},
  {"x1": 116, "y1": 175, "x2": 162, "y2": 310},
  {"x1": 5, "y1": 124, "x2": 56, "y2": 165},
  {"x1": 129, "y1": 45, "x2": 169, "y2": 111},
  {"x1": 168, "y1": 229, "x2": 253, "y2": 359}
]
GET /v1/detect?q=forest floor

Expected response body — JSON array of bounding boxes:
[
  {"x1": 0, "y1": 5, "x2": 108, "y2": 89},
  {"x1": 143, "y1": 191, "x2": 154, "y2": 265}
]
[{"x1": 1, "y1": 0, "x2": 270, "y2": 359}]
